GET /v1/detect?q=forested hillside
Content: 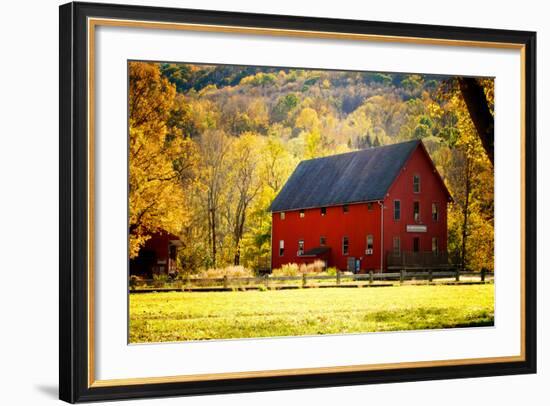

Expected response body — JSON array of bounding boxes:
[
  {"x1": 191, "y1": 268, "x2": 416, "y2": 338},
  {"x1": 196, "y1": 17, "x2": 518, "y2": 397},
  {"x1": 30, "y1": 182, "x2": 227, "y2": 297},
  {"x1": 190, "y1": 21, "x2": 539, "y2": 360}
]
[{"x1": 129, "y1": 61, "x2": 494, "y2": 273}]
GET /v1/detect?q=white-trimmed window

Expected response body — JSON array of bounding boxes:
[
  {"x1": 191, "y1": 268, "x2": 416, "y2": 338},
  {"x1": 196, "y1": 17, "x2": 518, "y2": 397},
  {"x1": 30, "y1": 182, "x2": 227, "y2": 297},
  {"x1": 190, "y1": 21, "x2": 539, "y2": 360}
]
[
  {"x1": 413, "y1": 174, "x2": 421, "y2": 193},
  {"x1": 279, "y1": 240, "x2": 285, "y2": 257},
  {"x1": 298, "y1": 240, "x2": 304, "y2": 256},
  {"x1": 413, "y1": 201, "x2": 420, "y2": 222},
  {"x1": 393, "y1": 236, "x2": 401, "y2": 256},
  {"x1": 342, "y1": 236, "x2": 349, "y2": 255},
  {"x1": 321, "y1": 207, "x2": 327, "y2": 216},
  {"x1": 394, "y1": 200, "x2": 401, "y2": 221},
  {"x1": 432, "y1": 203, "x2": 439, "y2": 222},
  {"x1": 432, "y1": 237, "x2": 439, "y2": 254},
  {"x1": 280, "y1": 212, "x2": 285, "y2": 220},
  {"x1": 366, "y1": 234, "x2": 374, "y2": 254},
  {"x1": 299, "y1": 209, "x2": 305, "y2": 218}
]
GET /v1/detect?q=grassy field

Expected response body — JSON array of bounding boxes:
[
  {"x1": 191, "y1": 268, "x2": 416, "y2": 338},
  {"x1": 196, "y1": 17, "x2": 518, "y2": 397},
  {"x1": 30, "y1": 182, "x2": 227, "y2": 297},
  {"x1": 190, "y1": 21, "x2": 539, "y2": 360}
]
[{"x1": 129, "y1": 284, "x2": 494, "y2": 343}]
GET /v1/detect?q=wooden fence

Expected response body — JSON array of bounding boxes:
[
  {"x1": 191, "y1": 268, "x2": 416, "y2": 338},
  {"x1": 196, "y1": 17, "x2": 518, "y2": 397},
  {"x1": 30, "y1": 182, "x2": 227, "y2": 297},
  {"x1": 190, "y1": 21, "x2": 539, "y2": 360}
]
[
  {"x1": 130, "y1": 269, "x2": 493, "y2": 292},
  {"x1": 386, "y1": 251, "x2": 451, "y2": 269}
]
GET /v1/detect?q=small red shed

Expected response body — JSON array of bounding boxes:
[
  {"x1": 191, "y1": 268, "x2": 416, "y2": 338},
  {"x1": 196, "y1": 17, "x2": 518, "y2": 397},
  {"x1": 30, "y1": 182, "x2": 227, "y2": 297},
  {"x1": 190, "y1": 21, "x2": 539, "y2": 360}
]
[
  {"x1": 269, "y1": 140, "x2": 452, "y2": 273},
  {"x1": 129, "y1": 230, "x2": 182, "y2": 278}
]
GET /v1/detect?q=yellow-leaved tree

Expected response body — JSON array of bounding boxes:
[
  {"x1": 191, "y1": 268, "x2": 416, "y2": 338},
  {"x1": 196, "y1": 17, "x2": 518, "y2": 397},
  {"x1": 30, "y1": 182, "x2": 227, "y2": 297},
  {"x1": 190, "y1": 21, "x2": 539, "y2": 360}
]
[
  {"x1": 128, "y1": 62, "x2": 198, "y2": 258},
  {"x1": 443, "y1": 86, "x2": 494, "y2": 272}
]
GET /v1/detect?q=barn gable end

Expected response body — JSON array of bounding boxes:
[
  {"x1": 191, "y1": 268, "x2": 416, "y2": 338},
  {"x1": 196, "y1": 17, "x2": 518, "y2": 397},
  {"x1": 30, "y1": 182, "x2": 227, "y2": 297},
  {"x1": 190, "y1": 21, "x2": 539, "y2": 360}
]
[{"x1": 270, "y1": 140, "x2": 451, "y2": 272}]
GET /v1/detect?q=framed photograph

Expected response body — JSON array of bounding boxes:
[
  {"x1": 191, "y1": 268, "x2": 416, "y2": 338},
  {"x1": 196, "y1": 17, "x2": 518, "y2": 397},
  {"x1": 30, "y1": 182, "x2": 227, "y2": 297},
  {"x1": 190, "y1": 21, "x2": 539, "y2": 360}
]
[{"x1": 59, "y1": 1, "x2": 537, "y2": 403}]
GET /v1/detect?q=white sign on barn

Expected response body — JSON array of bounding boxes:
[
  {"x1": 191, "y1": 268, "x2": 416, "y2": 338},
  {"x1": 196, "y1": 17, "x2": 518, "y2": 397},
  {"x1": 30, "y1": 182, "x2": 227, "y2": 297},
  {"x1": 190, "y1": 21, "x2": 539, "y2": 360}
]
[{"x1": 406, "y1": 224, "x2": 427, "y2": 233}]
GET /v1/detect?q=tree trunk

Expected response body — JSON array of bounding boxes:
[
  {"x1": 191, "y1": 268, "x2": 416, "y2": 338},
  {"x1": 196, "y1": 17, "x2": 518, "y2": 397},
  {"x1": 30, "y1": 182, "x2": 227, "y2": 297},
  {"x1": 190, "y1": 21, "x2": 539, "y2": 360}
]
[
  {"x1": 233, "y1": 247, "x2": 241, "y2": 266},
  {"x1": 210, "y1": 207, "x2": 217, "y2": 267},
  {"x1": 458, "y1": 78, "x2": 494, "y2": 165},
  {"x1": 460, "y1": 158, "x2": 472, "y2": 271},
  {"x1": 233, "y1": 203, "x2": 247, "y2": 266}
]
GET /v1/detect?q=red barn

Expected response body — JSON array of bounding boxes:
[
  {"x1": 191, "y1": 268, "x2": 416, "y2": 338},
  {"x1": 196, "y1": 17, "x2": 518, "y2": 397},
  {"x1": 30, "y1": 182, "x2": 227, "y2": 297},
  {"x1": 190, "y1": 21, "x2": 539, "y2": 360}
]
[
  {"x1": 129, "y1": 230, "x2": 182, "y2": 278},
  {"x1": 269, "y1": 140, "x2": 452, "y2": 273}
]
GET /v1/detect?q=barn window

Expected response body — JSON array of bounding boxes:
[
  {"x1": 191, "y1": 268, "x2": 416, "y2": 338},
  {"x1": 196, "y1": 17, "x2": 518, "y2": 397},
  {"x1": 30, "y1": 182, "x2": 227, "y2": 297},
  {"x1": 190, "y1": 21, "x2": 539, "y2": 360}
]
[
  {"x1": 432, "y1": 237, "x2": 439, "y2": 254},
  {"x1": 343, "y1": 204, "x2": 349, "y2": 213},
  {"x1": 367, "y1": 202, "x2": 373, "y2": 211},
  {"x1": 432, "y1": 203, "x2": 439, "y2": 222},
  {"x1": 393, "y1": 200, "x2": 401, "y2": 220},
  {"x1": 413, "y1": 174, "x2": 421, "y2": 193},
  {"x1": 321, "y1": 207, "x2": 327, "y2": 216},
  {"x1": 280, "y1": 212, "x2": 285, "y2": 220},
  {"x1": 279, "y1": 240, "x2": 285, "y2": 257},
  {"x1": 169, "y1": 244, "x2": 177, "y2": 260},
  {"x1": 413, "y1": 201, "x2": 420, "y2": 222},
  {"x1": 320, "y1": 236, "x2": 326, "y2": 246},
  {"x1": 413, "y1": 237, "x2": 420, "y2": 253},
  {"x1": 299, "y1": 209, "x2": 305, "y2": 218},
  {"x1": 366, "y1": 234, "x2": 374, "y2": 254},
  {"x1": 342, "y1": 236, "x2": 349, "y2": 255},
  {"x1": 393, "y1": 236, "x2": 401, "y2": 255},
  {"x1": 298, "y1": 240, "x2": 305, "y2": 256}
]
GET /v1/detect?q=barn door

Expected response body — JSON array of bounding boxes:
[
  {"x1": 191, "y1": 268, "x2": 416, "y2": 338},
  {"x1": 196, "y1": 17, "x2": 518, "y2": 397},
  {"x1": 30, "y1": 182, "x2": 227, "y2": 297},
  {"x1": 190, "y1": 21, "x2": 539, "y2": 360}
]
[
  {"x1": 347, "y1": 257, "x2": 356, "y2": 273},
  {"x1": 413, "y1": 237, "x2": 420, "y2": 253}
]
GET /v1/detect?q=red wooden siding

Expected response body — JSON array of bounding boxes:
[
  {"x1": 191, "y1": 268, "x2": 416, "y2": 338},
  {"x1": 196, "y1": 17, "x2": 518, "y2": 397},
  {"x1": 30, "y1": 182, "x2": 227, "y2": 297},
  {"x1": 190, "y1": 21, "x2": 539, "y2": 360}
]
[
  {"x1": 271, "y1": 143, "x2": 449, "y2": 272},
  {"x1": 271, "y1": 202, "x2": 382, "y2": 272},
  {"x1": 129, "y1": 231, "x2": 181, "y2": 277},
  {"x1": 383, "y1": 144, "x2": 449, "y2": 263}
]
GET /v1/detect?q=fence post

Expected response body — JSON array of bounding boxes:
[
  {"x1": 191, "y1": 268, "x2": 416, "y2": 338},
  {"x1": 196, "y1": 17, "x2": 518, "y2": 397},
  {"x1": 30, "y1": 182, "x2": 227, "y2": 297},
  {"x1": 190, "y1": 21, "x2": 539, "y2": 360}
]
[
  {"x1": 400, "y1": 269, "x2": 405, "y2": 284},
  {"x1": 264, "y1": 274, "x2": 269, "y2": 289},
  {"x1": 223, "y1": 275, "x2": 228, "y2": 289},
  {"x1": 481, "y1": 268, "x2": 486, "y2": 282},
  {"x1": 455, "y1": 269, "x2": 460, "y2": 282},
  {"x1": 369, "y1": 271, "x2": 374, "y2": 285},
  {"x1": 302, "y1": 273, "x2": 307, "y2": 288},
  {"x1": 428, "y1": 270, "x2": 433, "y2": 283},
  {"x1": 336, "y1": 271, "x2": 341, "y2": 286}
]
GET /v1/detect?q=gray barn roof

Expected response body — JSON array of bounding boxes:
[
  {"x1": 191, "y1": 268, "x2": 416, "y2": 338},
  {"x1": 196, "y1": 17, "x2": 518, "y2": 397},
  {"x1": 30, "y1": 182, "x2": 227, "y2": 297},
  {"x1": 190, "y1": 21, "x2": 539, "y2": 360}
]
[{"x1": 269, "y1": 140, "x2": 420, "y2": 212}]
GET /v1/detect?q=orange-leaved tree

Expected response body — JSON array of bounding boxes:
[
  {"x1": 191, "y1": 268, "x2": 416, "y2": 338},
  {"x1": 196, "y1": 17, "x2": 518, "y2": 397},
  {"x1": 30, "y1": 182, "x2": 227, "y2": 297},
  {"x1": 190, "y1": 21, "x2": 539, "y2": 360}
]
[{"x1": 128, "y1": 62, "x2": 198, "y2": 258}]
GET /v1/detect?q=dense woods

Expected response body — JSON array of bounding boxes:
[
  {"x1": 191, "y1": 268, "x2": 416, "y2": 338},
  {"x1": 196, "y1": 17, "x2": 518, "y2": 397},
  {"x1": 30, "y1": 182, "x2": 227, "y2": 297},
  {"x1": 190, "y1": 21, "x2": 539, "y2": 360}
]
[{"x1": 128, "y1": 61, "x2": 494, "y2": 273}]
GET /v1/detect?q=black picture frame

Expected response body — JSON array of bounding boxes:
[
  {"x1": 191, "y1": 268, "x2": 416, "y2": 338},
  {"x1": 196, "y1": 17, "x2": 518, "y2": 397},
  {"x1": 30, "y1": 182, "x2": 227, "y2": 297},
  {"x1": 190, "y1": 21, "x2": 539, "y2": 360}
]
[{"x1": 59, "y1": 1, "x2": 537, "y2": 403}]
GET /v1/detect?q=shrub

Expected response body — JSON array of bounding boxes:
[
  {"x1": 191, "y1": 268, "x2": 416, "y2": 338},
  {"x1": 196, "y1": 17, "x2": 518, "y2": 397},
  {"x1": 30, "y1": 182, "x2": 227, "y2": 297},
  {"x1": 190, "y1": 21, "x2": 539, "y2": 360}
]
[
  {"x1": 129, "y1": 275, "x2": 140, "y2": 288},
  {"x1": 300, "y1": 260, "x2": 326, "y2": 274},
  {"x1": 153, "y1": 273, "x2": 168, "y2": 282},
  {"x1": 272, "y1": 263, "x2": 300, "y2": 277},
  {"x1": 152, "y1": 273, "x2": 168, "y2": 288},
  {"x1": 310, "y1": 260, "x2": 326, "y2": 273},
  {"x1": 199, "y1": 265, "x2": 254, "y2": 279},
  {"x1": 326, "y1": 267, "x2": 338, "y2": 276},
  {"x1": 272, "y1": 260, "x2": 326, "y2": 276}
]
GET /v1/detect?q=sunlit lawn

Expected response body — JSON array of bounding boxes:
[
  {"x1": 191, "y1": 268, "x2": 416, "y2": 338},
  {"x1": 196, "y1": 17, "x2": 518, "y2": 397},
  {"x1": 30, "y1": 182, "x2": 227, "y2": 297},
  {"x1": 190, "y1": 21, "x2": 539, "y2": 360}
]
[{"x1": 129, "y1": 284, "x2": 494, "y2": 343}]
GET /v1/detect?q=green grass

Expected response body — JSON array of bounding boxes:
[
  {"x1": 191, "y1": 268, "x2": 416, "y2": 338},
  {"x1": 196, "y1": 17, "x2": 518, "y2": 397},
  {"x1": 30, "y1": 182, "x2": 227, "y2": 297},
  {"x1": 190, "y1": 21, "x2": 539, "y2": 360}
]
[{"x1": 129, "y1": 284, "x2": 494, "y2": 343}]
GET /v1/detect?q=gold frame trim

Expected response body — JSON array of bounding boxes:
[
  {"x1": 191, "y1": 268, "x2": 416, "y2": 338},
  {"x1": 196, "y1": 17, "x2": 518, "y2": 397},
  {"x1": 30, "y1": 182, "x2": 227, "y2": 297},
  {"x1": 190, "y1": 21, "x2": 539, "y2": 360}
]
[{"x1": 87, "y1": 17, "x2": 527, "y2": 388}]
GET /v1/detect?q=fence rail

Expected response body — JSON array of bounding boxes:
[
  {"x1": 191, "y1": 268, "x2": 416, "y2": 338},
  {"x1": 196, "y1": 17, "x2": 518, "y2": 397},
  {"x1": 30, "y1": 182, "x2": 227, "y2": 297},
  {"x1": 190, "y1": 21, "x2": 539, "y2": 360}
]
[
  {"x1": 386, "y1": 251, "x2": 451, "y2": 268},
  {"x1": 130, "y1": 270, "x2": 494, "y2": 292}
]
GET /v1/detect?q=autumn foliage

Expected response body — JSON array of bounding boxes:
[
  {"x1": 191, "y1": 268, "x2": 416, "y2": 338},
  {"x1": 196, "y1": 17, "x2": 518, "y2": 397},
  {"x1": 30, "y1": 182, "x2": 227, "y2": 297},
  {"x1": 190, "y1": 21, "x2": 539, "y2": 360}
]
[
  {"x1": 128, "y1": 62, "x2": 198, "y2": 258},
  {"x1": 129, "y1": 62, "x2": 494, "y2": 273}
]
